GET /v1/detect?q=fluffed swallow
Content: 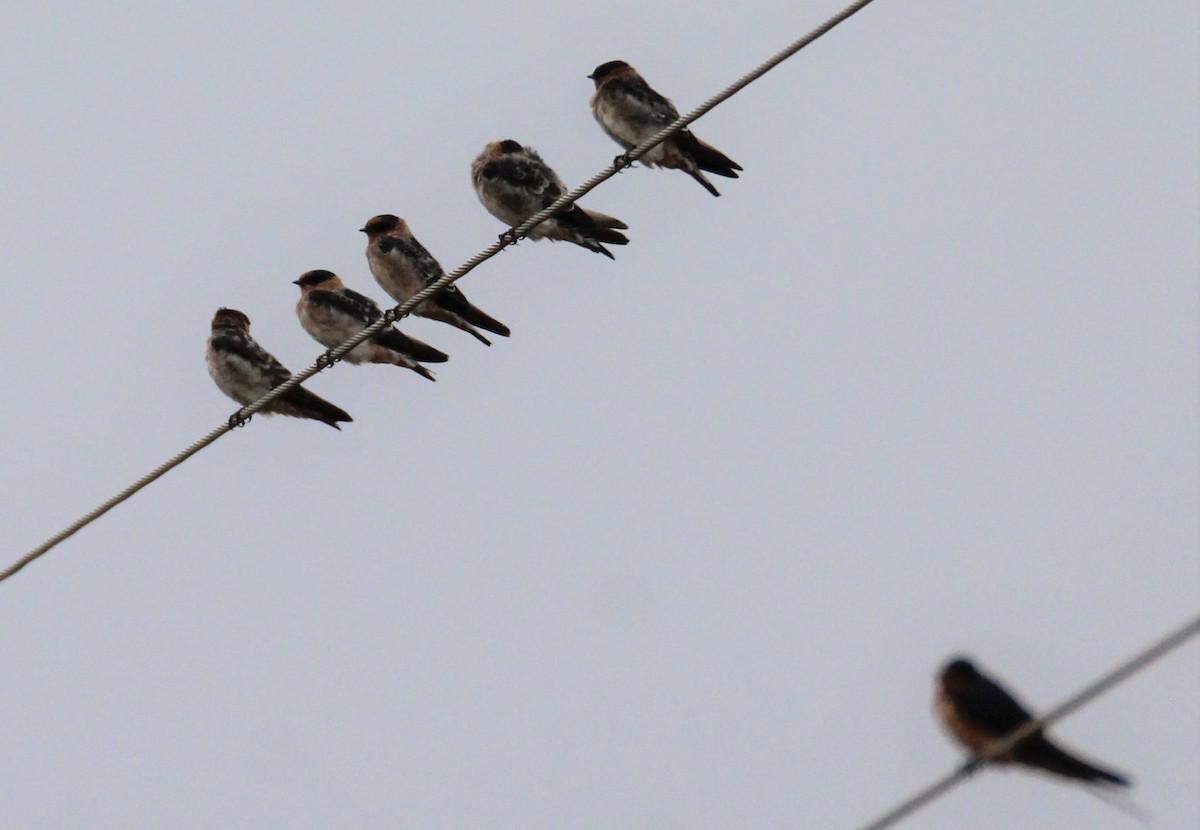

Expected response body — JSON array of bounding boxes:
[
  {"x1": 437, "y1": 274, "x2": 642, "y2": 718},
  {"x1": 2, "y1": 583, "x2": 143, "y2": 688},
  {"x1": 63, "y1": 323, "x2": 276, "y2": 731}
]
[
  {"x1": 936, "y1": 656, "x2": 1131, "y2": 787},
  {"x1": 360, "y1": 214, "x2": 511, "y2": 346},
  {"x1": 588, "y1": 60, "x2": 742, "y2": 197},
  {"x1": 206, "y1": 307, "x2": 352, "y2": 429},
  {"x1": 293, "y1": 269, "x2": 447, "y2": 382},
  {"x1": 470, "y1": 139, "x2": 629, "y2": 258}
]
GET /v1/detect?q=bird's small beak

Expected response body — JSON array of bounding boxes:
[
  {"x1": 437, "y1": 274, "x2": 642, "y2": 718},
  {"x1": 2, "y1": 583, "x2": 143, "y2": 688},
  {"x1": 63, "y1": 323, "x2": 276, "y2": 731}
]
[
  {"x1": 292, "y1": 279, "x2": 303, "y2": 286},
  {"x1": 586, "y1": 73, "x2": 595, "y2": 79},
  {"x1": 358, "y1": 227, "x2": 368, "y2": 233}
]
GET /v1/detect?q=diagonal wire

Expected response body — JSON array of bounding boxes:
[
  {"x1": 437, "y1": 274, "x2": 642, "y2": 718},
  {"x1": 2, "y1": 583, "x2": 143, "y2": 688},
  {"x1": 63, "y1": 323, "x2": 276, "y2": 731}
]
[
  {"x1": 1, "y1": 0, "x2": 882, "y2": 584},
  {"x1": 854, "y1": 611, "x2": 1200, "y2": 830}
]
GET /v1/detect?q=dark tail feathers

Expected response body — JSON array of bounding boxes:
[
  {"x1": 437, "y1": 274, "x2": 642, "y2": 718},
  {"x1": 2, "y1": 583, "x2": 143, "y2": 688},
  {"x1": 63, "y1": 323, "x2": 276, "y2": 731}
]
[
  {"x1": 375, "y1": 329, "x2": 449, "y2": 363},
  {"x1": 461, "y1": 304, "x2": 511, "y2": 338},
  {"x1": 687, "y1": 170, "x2": 722, "y2": 197},
  {"x1": 407, "y1": 363, "x2": 436, "y2": 382},
  {"x1": 593, "y1": 227, "x2": 629, "y2": 246},
  {"x1": 683, "y1": 132, "x2": 742, "y2": 179},
  {"x1": 1017, "y1": 736, "x2": 1131, "y2": 787},
  {"x1": 278, "y1": 386, "x2": 353, "y2": 430},
  {"x1": 434, "y1": 286, "x2": 509, "y2": 340}
]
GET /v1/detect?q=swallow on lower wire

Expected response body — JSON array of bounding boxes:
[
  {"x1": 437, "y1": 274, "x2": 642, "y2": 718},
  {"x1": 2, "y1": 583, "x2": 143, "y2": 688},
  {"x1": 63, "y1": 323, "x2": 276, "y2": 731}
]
[
  {"x1": 588, "y1": 60, "x2": 742, "y2": 197},
  {"x1": 293, "y1": 269, "x2": 447, "y2": 382},
  {"x1": 206, "y1": 307, "x2": 352, "y2": 429},
  {"x1": 360, "y1": 214, "x2": 511, "y2": 346},
  {"x1": 936, "y1": 656, "x2": 1131, "y2": 787},
  {"x1": 470, "y1": 139, "x2": 629, "y2": 258}
]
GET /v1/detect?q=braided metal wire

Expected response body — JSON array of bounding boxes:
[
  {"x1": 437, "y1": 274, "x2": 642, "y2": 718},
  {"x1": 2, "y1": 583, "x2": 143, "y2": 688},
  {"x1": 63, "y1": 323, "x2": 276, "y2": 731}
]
[{"x1": 0, "y1": 423, "x2": 237, "y2": 580}]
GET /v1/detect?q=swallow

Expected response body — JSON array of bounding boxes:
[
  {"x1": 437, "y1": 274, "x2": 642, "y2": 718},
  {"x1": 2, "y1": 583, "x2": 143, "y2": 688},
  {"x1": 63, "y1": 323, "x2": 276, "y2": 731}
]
[
  {"x1": 936, "y1": 656, "x2": 1131, "y2": 787},
  {"x1": 470, "y1": 140, "x2": 629, "y2": 258},
  {"x1": 206, "y1": 307, "x2": 352, "y2": 429},
  {"x1": 360, "y1": 214, "x2": 511, "y2": 346},
  {"x1": 588, "y1": 60, "x2": 742, "y2": 197},
  {"x1": 293, "y1": 269, "x2": 447, "y2": 382}
]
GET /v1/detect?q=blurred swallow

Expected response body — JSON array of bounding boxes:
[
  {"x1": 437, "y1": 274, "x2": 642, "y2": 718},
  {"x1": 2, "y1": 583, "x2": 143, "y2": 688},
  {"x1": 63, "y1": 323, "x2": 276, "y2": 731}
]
[
  {"x1": 360, "y1": 214, "x2": 511, "y2": 346},
  {"x1": 470, "y1": 139, "x2": 629, "y2": 258},
  {"x1": 206, "y1": 307, "x2": 352, "y2": 429},
  {"x1": 589, "y1": 60, "x2": 742, "y2": 197},
  {"x1": 936, "y1": 656, "x2": 1131, "y2": 787},
  {"x1": 293, "y1": 269, "x2": 447, "y2": 382}
]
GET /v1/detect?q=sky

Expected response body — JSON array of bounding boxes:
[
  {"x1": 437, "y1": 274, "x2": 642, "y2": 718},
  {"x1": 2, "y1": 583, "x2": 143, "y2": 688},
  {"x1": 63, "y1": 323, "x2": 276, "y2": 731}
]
[{"x1": 1, "y1": 2, "x2": 1197, "y2": 828}]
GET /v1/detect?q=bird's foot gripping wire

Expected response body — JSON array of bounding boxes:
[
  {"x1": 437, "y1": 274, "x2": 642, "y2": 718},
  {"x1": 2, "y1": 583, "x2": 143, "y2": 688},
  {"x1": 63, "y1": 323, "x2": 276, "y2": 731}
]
[
  {"x1": 962, "y1": 756, "x2": 985, "y2": 776},
  {"x1": 228, "y1": 410, "x2": 252, "y2": 430},
  {"x1": 613, "y1": 153, "x2": 635, "y2": 171},
  {"x1": 498, "y1": 228, "x2": 521, "y2": 247}
]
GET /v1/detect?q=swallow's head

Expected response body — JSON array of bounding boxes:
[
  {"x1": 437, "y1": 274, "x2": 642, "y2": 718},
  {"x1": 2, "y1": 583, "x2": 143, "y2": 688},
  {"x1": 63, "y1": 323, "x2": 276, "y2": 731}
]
[
  {"x1": 360, "y1": 213, "x2": 405, "y2": 239},
  {"x1": 473, "y1": 140, "x2": 522, "y2": 176},
  {"x1": 293, "y1": 269, "x2": 340, "y2": 292},
  {"x1": 588, "y1": 60, "x2": 632, "y2": 87},
  {"x1": 939, "y1": 656, "x2": 982, "y2": 692},
  {"x1": 212, "y1": 307, "x2": 251, "y2": 332},
  {"x1": 480, "y1": 138, "x2": 521, "y2": 156}
]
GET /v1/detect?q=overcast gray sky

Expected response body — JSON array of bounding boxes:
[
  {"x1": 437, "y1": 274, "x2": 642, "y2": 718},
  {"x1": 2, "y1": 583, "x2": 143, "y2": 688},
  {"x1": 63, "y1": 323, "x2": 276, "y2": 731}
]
[{"x1": 2, "y1": 2, "x2": 1197, "y2": 828}]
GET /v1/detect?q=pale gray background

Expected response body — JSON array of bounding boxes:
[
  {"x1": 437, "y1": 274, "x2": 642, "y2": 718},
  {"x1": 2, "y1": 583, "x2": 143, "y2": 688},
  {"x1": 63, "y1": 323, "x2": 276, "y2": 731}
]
[{"x1": 2, "y1": 2, "x2": 1197, "y2": 828}]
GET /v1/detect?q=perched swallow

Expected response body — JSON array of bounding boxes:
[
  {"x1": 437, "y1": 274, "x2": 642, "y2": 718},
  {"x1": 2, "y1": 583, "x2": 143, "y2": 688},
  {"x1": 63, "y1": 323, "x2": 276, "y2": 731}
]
[
  {"x1": 360, "y1": 214, "x2": 511, "y2": 346},
  {"x1": 936, "y1": 656, "x2": 1131, "y2": 787},
  {"x1": 470, "y1": 139, "x2": 629, "y2": 258},
  {"x1": 206, "y1": 307, "x2": 352, "y2": 429},
  {"x1": 588, "y1": 60, "x2": 742, "y2": 197},
  {"x1": 293, "y1": 269, "x2": 447, "y2": 382}
]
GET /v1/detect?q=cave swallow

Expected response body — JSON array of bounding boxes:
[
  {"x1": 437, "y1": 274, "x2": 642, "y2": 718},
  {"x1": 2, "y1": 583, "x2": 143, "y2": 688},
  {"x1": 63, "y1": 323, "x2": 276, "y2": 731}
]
[
  {"x1": 589, "y1": 60, "x2": 742, "y2": 197},
  {"x1": 293, "y1": 269, "x2": 447, "y2": 382},
  {"x1": 206, "y1": 307, "x2": 352, "y2": 429},
  {"x1": 470, "y1": 139, "x2": 629, "y2": 258},
  {"x1": 936, "y1": 656, "x2": 1131, "y2": 787},
  {"x1": 360, "y1": 214, "x2": 511, "y2": 346}
]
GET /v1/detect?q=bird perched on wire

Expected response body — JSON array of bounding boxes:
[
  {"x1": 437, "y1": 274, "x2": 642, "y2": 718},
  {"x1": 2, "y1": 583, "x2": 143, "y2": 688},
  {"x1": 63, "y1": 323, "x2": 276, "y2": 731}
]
[
  {"x1": 936, "y1": 656, "x2": 1131, "y2": 787},
  {"x1": 360, "y1": 214, "x2": 511, "y2": 346},
  {"x1": 206, "y1": 307, "x2": 352, "y2": 429},
  {"x1": 588, "y1": 60, "x2": 742, "y2": 197},
  {"x1": 292, "y1": 269, "x2": 448, "y2": 382},
  {"x1": 471, "y1": 139, "x2": 629, "y2": 258}
]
